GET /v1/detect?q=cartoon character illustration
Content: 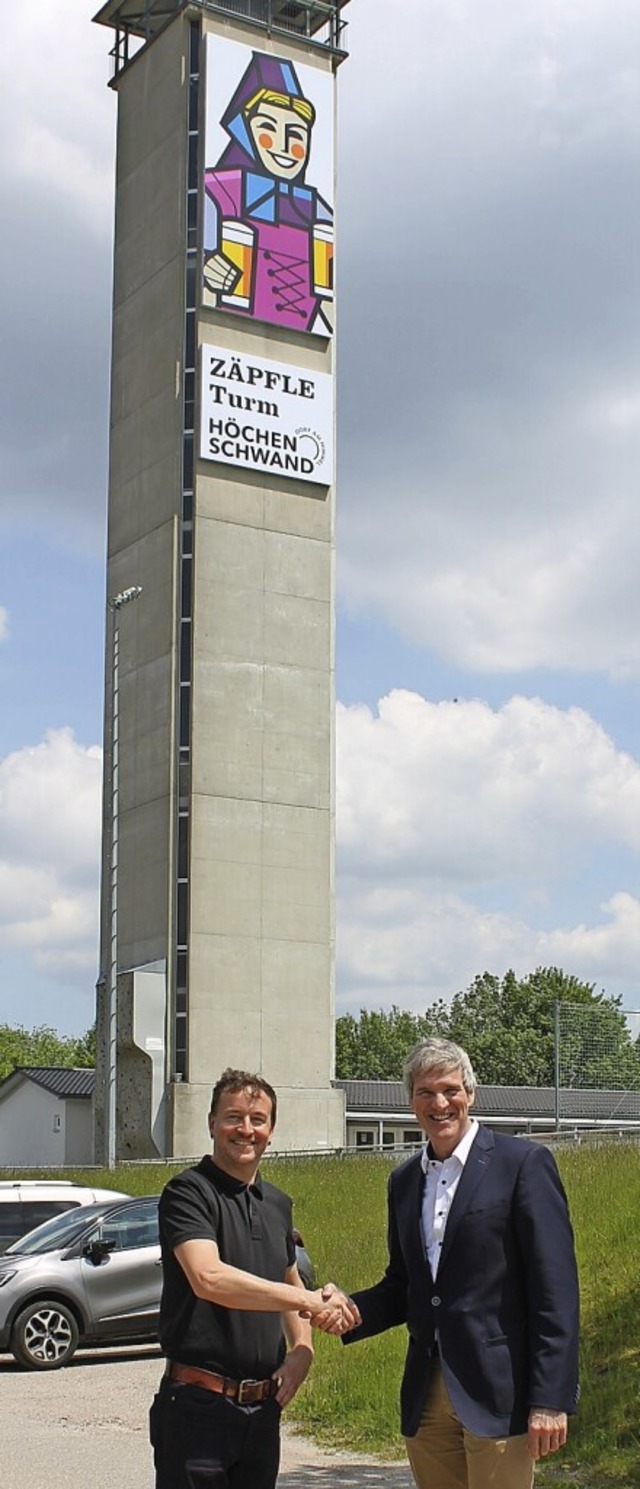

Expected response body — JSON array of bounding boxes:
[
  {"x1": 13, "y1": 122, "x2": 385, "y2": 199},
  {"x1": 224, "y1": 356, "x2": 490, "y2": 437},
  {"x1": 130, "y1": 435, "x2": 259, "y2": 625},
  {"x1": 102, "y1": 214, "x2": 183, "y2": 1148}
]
[{"x1": 203, "y1": 51, "x2": 333, "y2": 335}]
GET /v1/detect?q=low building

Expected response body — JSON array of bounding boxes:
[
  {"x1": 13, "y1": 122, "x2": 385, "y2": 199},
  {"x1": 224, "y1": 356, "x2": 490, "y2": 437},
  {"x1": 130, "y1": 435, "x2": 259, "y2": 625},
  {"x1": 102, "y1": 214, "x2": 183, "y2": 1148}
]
[
  {"x1": 0, "y1": 1069, "x2": 94, "y2": 1167},
  {"x1": 1, "y1": 1069, "x2": 638, "y2": 1167},
  {"x1": 335, "y1": 1079, "x2": 640, "y2": 1148}
]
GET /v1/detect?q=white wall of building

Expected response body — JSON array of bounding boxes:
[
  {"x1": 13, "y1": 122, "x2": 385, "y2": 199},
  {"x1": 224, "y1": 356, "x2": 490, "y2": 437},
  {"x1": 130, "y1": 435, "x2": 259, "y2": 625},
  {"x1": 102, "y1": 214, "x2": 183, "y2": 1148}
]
[
  {"x1": 0, "y1": 1082, "x2": 93, "y2": 1167},
  {"x1": 64, "y1": 1098, "x2": 94, "y2": 1165},
  {"x1": 0, "y1": 1080, "x2": 66, "y2": 1167}
]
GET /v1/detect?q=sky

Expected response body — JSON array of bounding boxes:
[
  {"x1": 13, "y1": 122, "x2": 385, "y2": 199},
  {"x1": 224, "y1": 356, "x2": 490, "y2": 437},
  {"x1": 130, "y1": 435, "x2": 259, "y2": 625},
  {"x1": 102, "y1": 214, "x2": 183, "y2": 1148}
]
[{"x1": 1, "y1": 0, "x2": 640, "y2": 1036}]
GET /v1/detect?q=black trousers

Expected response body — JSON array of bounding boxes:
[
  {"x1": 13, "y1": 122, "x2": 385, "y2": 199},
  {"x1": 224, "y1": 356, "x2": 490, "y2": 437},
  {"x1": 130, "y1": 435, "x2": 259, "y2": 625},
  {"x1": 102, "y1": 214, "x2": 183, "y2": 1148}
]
[{"x1": 150, "y1": 1377, "x2": 281, "y2": 1489}]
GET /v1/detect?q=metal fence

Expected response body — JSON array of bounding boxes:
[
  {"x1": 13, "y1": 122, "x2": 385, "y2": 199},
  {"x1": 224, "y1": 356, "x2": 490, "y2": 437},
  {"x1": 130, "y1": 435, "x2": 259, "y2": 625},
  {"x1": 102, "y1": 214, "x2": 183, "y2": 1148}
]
[{"x1": 554, "y1": 1000, "x2": 640, "y2": 1129}]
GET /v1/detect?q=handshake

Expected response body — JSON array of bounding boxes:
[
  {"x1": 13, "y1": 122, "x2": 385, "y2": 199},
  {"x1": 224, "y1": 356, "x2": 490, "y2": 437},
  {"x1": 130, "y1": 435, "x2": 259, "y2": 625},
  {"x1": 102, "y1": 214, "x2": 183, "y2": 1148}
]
[{"x1": 300, "y1": 1283, "x2": 362, "y2": 1336}]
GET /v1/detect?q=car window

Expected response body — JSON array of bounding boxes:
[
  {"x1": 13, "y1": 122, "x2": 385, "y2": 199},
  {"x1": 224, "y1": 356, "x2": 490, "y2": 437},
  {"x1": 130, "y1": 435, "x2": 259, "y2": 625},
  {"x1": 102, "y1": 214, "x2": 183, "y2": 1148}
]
[
  {"x1": 0, "y1": 1199, "x2": 82, "y2": 1253},
  {"x1": 5, "y1": 1204, "x2": 110, "y2": 1256},
  {"x1": 90, "y1": 1205, "x2": 159, "y2": 1253},
  {"x1": 21, "y1": 1200, "x2": 80, "y2": 1230},
  {"x1": 0, "y1": 1202, "x2": 25, "y2": 1253}
]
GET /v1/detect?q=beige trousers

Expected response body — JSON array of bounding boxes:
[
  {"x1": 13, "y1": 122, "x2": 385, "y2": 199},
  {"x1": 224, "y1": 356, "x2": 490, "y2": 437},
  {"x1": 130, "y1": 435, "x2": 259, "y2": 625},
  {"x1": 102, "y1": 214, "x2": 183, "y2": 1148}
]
[{"x1": 404, "y1": 1365, "x2": 535, "y2": 1489}]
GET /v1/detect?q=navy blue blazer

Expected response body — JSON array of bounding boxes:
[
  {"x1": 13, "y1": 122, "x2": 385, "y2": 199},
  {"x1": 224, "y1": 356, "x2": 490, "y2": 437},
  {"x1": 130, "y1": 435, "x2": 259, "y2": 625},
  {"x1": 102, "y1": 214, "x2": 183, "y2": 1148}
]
[{"x1": 345, "y1": 1126, "x2": 579, "y2": 1438}]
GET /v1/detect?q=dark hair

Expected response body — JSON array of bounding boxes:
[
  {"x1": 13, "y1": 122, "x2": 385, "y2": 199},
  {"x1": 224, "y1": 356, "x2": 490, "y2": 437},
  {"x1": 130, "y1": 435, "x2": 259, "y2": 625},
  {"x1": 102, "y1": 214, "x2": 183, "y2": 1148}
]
[{"x1": 209, "y1": 1068, "x2": 277, "y2": 1125}]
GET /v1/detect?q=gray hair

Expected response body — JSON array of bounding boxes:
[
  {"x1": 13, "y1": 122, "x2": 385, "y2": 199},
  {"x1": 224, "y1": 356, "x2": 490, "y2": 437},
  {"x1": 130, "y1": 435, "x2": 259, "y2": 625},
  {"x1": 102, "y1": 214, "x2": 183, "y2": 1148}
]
[{"x1": 403, "y1": 1037, "x2": 476, "y2": 1100}]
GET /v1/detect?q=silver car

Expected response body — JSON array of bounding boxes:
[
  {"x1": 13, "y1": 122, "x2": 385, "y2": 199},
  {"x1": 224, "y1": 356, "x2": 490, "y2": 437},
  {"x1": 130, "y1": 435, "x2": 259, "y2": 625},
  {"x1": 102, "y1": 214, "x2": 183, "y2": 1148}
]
[
  {"x1": 0, "y1": 1196, "x2": 161, "y2": 1370},
  {"x1": 0, "y1": 1195, "x2": 315, "y2": 1371}
]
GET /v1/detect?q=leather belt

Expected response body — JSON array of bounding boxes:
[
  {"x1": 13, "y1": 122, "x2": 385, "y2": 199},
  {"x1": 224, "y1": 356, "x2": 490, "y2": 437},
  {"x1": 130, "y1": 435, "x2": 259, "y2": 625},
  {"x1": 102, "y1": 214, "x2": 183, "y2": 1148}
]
[{"x1": 165, "y1": 1360, "x2": 280, "y2": 1404}]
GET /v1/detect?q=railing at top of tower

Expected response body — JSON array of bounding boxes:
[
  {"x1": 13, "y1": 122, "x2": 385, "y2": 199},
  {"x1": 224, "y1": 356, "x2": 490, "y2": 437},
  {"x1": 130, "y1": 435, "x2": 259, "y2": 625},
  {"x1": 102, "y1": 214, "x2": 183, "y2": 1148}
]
[{"x1": 94, "y1": 0, "x2": 350, "y2": 78}]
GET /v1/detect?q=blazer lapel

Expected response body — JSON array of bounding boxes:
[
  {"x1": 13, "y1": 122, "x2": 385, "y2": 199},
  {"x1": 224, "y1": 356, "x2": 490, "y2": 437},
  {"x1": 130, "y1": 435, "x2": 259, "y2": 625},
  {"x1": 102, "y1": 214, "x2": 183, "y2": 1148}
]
[
  {"x1": 437, "y1": 1125, "x2": 495, "y2": 1275},
  {"x1": 396, "y1": 1153, "x2": 430, "y2": 1273}
]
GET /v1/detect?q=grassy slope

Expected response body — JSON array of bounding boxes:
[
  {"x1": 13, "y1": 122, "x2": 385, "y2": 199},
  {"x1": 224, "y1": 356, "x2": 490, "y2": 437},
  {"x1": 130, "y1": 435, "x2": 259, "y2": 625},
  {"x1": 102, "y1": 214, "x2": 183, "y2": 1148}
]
[
  {"x1": 555, "y1": 1145, "x2": 640, "y2": 1484},
  {"x1": 3, "y1": 1143, "x2": 639, "y2": 1483}
]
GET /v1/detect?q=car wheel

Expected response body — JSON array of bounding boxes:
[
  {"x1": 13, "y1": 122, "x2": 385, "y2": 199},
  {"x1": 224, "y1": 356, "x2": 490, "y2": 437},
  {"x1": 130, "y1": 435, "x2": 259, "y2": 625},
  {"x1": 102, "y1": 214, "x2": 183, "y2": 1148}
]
[{"x1": 11, "y1": 1299, "x2": 80, "y2": 1370}]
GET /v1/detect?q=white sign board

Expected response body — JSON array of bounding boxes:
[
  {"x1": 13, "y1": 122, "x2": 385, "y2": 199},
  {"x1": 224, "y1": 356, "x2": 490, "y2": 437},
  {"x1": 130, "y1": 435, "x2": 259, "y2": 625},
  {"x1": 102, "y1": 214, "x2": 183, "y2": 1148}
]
[{"x1": 199, "y1": 344, "x2": 333, "y2": 485}]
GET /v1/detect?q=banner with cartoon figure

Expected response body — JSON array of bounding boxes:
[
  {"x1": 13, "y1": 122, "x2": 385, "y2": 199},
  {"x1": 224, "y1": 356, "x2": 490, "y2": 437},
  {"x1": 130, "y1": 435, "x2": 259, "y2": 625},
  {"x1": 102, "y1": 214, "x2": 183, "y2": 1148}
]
[{"x1": 202, "y1": 36, "x2": 334, "y2": 336}]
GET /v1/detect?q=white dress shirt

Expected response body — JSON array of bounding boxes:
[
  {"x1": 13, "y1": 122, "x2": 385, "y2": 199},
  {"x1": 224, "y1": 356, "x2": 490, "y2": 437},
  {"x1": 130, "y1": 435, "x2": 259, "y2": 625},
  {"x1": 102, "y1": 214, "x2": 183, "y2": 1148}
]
[{"x1": 420, "y1": 1119, "x2": 478, "y2": 1279}]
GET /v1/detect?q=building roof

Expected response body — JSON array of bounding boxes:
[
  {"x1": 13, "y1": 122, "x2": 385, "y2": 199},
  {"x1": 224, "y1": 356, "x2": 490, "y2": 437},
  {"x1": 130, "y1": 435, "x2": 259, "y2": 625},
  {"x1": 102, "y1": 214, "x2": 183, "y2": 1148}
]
[
  {"x1": 335, "y1": 1080, "x2": 408, "y2": 1111},
  {"x1": 334, "y1": 1079, "x2": 640, "y2": 1123},
  {"x1": 0, "y1": 1068, "x2": 95, "y2": 1101}
]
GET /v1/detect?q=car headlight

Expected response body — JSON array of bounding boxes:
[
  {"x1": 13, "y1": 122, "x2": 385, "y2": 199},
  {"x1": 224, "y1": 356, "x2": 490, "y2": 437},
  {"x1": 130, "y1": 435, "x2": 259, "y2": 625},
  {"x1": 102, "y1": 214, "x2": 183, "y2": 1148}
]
[{"x1": 0, "y1": 1270, "x2": 17, "y2": 1287}]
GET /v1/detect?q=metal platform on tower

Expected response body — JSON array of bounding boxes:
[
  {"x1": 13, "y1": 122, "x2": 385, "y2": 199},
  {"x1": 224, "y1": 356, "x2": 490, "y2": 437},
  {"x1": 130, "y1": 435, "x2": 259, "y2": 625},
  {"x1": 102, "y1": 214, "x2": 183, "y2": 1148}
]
[{"x1": 94, "y1": 0, "x2": 350, "y2": 76}]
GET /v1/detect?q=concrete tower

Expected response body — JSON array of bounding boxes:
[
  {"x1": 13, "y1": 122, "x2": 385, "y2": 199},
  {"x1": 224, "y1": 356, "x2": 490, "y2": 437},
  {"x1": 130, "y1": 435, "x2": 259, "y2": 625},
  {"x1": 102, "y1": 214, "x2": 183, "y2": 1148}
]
[{"x1": 93, "y1": 0, "x2": 349, "y2": 1160}]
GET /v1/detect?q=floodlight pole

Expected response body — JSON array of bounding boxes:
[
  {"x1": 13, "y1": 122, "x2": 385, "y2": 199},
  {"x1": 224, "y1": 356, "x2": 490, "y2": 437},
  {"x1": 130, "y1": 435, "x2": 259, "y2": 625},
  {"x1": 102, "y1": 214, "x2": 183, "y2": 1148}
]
[
  {"x1": 106, "y1": 585, "x2": 143, "y2": 1170},
  {"x1": 554, "y1": 998, "x2": 561, "y2": 1133}
]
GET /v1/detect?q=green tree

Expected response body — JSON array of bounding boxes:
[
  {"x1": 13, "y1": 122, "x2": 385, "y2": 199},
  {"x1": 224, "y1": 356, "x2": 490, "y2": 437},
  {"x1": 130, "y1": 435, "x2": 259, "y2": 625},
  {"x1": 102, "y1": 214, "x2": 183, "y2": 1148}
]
[
  {"x1": 0, "y1": 1023, "x2": 96, "y2": 1084},
  {"x1": 442, "y1": 968, "x2": 640, "y2": 1089},
  {"x1": 335, "y1": 969, "x2": 640, "y2": 1089},
  {"x1": 71, "y1": 1023, "x2": 97, "y2": 1068},
  {"x1": 335, "y1": 1003, "x2": 449, "y2": 1080}
]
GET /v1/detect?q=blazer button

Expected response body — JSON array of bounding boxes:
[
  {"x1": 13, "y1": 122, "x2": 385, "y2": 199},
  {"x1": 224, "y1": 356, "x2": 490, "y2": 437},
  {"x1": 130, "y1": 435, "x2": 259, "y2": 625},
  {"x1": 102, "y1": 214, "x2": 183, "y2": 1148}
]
[{"x1": 432, "y1": 1296, "x2": 441, "y2": 1307}]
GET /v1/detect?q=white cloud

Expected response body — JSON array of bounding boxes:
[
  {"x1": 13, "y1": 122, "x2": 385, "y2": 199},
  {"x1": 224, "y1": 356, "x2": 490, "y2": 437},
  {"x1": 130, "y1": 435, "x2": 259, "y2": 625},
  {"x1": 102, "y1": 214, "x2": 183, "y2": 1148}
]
[
  {"x1": 596, "y1": 387, "x2": 640, "y2": 432},
  {"x1": 338, "y1": 691, "x2": 640, "y2": 878},
  {"x1": 540, "y1": 891, "x2": 640, "y2": 986},
  {"x1": 0, "y1": 729, "x2": 102, "y2": 987},
  {"x1": 337, "y1": 692, "x2": 640, "y2": 1007},
  {"x1": 338, "y1": 0, "x2": 640, "y2": 677},
  {"x1": 0, "y1": 1, "x2": 114, "y2": 232},
  {"x1": 0, "y1": 607, "x2": 8, "y2": 643},
  {"x1": 337, "y1": 887, "x2": 534, "y2": 1007},
  {"x1": 339, "y1": 457, "x2": 640, "y2": 676},
  {"x1": 337, "y1": 884, "x2": 640, "y2": 1013},
  {"x1": 0, "y1": 1, "x2": 113, "y2": 543}
]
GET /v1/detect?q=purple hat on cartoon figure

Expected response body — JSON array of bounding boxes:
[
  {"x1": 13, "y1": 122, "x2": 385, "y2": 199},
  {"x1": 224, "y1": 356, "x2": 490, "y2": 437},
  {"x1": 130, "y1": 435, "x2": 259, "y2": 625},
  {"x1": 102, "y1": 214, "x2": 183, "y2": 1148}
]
[{"x1": 215, "y1": 50, "x2": 316, "y2": 176}]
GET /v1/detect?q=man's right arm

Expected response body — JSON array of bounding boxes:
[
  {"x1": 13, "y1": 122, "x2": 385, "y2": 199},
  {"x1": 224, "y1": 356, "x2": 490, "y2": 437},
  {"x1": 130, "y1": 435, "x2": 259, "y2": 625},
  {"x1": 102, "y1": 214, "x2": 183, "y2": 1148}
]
[{"x1": 174, "y1": 1236, "x2": 358, "y2": 1331}]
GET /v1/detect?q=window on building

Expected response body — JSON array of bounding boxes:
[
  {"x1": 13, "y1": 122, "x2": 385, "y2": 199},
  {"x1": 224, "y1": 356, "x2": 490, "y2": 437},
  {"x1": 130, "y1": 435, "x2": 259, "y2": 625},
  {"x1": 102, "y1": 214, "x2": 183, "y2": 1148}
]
[{"x1": 403, "y1": 1128, "x2": 422, "y2": 1145}]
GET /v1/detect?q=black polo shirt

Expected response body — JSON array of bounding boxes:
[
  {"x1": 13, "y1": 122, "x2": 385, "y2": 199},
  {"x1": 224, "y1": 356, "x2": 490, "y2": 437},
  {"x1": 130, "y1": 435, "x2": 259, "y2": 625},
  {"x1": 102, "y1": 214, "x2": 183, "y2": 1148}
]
[{"x1": 158, "y1": 1156, "x2": 296, "y2": 1379}]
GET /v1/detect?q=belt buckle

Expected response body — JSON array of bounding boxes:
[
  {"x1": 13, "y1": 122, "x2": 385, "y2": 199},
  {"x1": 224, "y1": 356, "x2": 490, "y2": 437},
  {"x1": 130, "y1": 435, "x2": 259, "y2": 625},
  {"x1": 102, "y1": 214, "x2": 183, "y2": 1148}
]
[{"x1": 237, "y1": 1378, "x2": 259, "y2": 1404}]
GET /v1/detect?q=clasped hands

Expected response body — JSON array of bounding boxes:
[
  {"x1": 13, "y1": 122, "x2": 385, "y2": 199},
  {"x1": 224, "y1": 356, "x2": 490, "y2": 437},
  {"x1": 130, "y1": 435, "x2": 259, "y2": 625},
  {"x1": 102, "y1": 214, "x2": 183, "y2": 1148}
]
[{"x1": 300, "y1": 1282, "x2": 361, "y2": 1336}]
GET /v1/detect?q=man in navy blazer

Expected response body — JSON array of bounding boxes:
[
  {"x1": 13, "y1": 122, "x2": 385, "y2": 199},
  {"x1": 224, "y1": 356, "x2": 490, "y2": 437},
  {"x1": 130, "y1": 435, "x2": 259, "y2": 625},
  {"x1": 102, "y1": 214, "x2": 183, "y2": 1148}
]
[{"x1": 339, "y1": 1037, "x2": 579, "y2": 1489}]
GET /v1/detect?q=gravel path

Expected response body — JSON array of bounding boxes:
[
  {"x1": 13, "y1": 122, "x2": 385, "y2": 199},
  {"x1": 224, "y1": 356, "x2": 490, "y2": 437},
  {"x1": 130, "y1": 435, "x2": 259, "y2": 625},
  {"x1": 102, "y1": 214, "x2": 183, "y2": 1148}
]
[
  {"x1": 1, "y1": 1346, "x2": 412, "y2": 1489},
  {"x1": 280, "y1": 1424, "x2": 411, "y2": 1487}
]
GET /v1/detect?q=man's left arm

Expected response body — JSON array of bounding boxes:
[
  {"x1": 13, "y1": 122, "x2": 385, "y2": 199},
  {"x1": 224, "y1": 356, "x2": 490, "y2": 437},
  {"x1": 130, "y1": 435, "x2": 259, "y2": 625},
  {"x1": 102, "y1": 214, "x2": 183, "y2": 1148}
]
[
  {"x1": 275, "y1": 1262, "x2": 315, "y2": 1408},
  {"x1": 516, "y1": 1145, "x2": 580, "y2": 1456}
]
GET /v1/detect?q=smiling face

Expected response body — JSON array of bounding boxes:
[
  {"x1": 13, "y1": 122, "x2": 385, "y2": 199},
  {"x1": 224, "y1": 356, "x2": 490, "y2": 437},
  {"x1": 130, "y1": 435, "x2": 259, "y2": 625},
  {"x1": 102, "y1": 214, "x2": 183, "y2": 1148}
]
[
  {"x1": 248, "y1": 102, "x2": 310, "y2": 180},
  {"x1": 208, "y1": 1086, "x2": 275, "y2": 1182},
  {"x1": 410, "y1": 1065, "x2": 475, "y2": 1160}
]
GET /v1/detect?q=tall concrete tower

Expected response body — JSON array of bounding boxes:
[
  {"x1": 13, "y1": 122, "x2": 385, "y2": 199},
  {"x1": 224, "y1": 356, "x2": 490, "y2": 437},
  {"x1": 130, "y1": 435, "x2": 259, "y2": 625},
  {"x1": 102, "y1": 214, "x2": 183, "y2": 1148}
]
[{"x1": 93, "y1": 0, "x2": 349, "y2": 1160}]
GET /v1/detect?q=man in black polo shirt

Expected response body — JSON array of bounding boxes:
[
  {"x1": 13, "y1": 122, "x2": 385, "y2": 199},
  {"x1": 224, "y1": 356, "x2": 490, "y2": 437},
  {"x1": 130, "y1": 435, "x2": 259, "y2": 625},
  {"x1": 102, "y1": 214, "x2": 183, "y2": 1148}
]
[{"x1": 150, "y1": 1067, "x2": 356, "y2": 1489}]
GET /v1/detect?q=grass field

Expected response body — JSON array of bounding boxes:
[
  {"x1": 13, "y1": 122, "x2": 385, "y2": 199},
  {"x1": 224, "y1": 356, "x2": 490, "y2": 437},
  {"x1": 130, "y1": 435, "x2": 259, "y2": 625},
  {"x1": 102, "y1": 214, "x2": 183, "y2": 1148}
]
[{"x1": 4, "y1": 1141, "x2": 640, "y2": 1484}]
